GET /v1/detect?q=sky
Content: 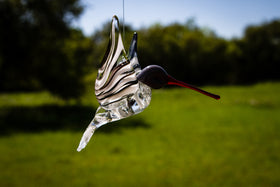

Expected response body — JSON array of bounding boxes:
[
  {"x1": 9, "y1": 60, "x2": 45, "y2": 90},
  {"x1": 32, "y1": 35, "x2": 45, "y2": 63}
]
[{"x1": 74, "y1": 0, "x2": 280, "y2": 39}]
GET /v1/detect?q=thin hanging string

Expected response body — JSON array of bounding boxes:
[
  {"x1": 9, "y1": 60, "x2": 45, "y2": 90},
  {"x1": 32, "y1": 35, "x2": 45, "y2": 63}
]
[{"x1": 122, "y1": 0, "x2": 125, "y2": 41}]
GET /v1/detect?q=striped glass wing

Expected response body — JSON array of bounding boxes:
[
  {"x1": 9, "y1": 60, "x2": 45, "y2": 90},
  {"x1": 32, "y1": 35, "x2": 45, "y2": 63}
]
[{"x1": 95, "y1": 16, "x2": 141, "y2": 106}]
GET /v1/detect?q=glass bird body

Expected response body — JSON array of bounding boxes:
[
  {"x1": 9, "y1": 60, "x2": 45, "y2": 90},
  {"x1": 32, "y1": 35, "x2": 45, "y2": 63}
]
[
  {"x1": 77, "y1": 15, "x2": 220, "y2": 152},
  {"x1": 77, "y1": 16, "x2": 151, "y2": 151}
]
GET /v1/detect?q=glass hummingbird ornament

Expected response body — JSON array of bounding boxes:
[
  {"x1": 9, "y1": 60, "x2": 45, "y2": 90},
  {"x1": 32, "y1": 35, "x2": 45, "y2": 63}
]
[
  {"x1": 77, "y1": 16, "x2": 152, "y2": 151},
  {"x1": 77, "y1": 15, "x2": 220, "y2": 152}
]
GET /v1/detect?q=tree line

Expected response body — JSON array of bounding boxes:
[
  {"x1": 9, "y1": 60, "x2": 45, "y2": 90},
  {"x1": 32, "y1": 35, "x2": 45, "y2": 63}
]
[
  {"x1": 1, "y1": 0, "x2": 280, "y2": 98},
  {"x1": 0, "y1": 0, "x2": 93, "y2": 98},
  {"x1": 91, "y1": 18, "x2": 280, "y2": 87}
]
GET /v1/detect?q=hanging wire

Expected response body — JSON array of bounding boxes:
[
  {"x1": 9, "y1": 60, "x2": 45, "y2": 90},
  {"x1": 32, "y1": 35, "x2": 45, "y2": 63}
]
[{"x1": 122, "y1": 0, "x2": 125, "y2": 41}]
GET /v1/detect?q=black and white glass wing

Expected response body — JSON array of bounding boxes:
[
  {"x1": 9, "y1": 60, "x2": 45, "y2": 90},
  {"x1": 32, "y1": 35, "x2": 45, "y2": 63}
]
[{"x1": 77, "y1": 16, "x2": 151, "y2": 151}]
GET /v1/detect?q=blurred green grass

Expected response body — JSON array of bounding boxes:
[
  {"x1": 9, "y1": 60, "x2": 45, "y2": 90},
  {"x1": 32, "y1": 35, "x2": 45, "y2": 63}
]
[{"x1": 0, "y1": 82, "x2": 280, "y2": 186}]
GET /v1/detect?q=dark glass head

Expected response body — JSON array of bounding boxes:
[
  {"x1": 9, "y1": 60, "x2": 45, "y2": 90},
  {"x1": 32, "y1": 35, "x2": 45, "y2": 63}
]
[
  {"x1": 137, "y1": 65, "x2": 220, "y2": 100},
  {"x1": 137, "y1": 65, "x2": 169, "y2": 89}
]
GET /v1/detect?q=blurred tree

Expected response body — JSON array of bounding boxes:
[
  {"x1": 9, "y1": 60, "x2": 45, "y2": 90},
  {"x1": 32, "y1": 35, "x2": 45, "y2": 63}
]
[
  {"x1": 0, "y1": 0, "x2": 93, "y2": 98},
  {"x1": 3, "y1": 2, "x2": 278, "y2": 97},
  {"x1": 91, "y1": 18, "x2": 280, "y2": 86},
  {"x1": 137, "y1": 21, "x2": 231, "y2": 85},
  {"x1": 241, "y1": 20, "x2": 280, "y2": 83}
]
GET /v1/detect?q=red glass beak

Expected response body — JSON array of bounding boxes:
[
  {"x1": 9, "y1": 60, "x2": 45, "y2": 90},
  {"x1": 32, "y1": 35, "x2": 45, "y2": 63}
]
[{"x1": 167, "y1": 75, "x2": 220, "y2": 100}]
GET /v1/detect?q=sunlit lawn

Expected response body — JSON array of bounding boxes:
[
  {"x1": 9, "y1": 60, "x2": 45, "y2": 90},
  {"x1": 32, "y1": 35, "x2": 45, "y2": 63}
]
[{"x1": 0, "y1": 82, "x2": 280, "y2": 186}]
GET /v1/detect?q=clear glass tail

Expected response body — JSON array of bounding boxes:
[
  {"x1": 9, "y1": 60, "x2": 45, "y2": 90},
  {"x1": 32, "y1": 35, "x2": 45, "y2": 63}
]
[{"x1": 77, "y1": 123, "x2": 97, "y2": 152}]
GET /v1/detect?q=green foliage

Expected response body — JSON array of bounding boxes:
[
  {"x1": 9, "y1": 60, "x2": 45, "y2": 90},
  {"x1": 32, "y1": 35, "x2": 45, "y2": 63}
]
[
  {"x1": 1, "y1": 0, "x2": 280, "y2": 99},
  {"x1": 135, "y1": 22, "x2": 225, "y2": 85},
  {"x1": 38, "y1": 29, "x2": 94, "y2": 98},
  {"x1": 0, "y1": 0, "x2": 93, "y2": 98},
  {"x1": 241, "y1": 20, "x2": 280, "y2": 83},
  {"x1": 91, "y1": 19, "x2": 280, "y2": 86},
  {"x1": 0, "y1": 82, "x2": 280, "y2": 186}
]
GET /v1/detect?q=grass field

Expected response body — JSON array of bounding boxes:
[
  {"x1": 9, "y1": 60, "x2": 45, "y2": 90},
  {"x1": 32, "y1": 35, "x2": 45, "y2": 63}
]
[{"x1": 0, "y1": 82, "x2": 280, "y2": 186}]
